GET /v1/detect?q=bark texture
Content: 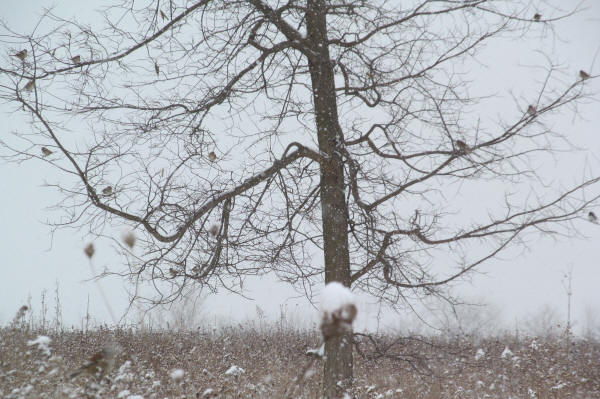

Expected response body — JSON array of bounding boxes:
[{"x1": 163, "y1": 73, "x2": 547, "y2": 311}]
[{"x1": 306, "y1": 1, "x2": 353, "y2": 397}]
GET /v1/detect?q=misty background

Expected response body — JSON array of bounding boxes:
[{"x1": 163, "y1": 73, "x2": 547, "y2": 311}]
[{"x1": 1, "y1": 0, "x2": 599, "y2": 336}]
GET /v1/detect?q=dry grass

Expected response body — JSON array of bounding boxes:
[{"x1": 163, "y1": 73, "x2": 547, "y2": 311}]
[{"x1": 1, "y1": 324, "x2": 599, "y2": 398}]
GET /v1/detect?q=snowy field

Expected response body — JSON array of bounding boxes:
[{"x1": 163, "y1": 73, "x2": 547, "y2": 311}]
[{"x1": 1, "y1": 325, "x2": 599, "y2": 399}]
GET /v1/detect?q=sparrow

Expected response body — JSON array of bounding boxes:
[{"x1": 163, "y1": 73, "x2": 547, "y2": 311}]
[
  {"x1": 208, "y1": 151, "x2": 217, "y2": 162},
  {"x1": 209, "y1": 224, "x2": 219, "y2": 237},
  {"x1": 160, "y1": 10, "x2": 168, "y2": 20},
  {"x1": 122, "y1": 231, "x2": 135, "y2": 248},
  {"x1": 169, "y1": 268, "x2": 177, "y2": 278},
  {"x1": 527, "y1": 105, "x2": 536, "y2": 115},
  {"x1": 14, "y1": 49, "x2": 27, "y2": 60},
  {"x1": 84, "y1": 243, "x2": 95, "y2": 258},
  {"x1": 589, "y1": 211, "x2": 598, "y2": 224},
  {"x1": 41, "y1": 147, "x2": 53, "y2": 156},
  {"x1": 102, "y1": 186, "x2": 113, "y2": 196},
  {"x1": 455, "y1": 139, "x2": 469, "y2": 153},
  {"x1": 154, "y1": 62, "x2": 160, "y2": 76},
  {"x1": 579, "y1": 70, "x2": 590, "y2": 80},
  {"x1": 71, "y1": 55, "x2": 81, "y2": 64},
  {"x1": 533, "y1": 13, "x2": 541, "y2": 22},
  {"x1": 70, "y1": 344, "x2": 119, "y2": 380},
  {"x1": 24, "y1": 80, "x2": 35, "y2": 92}
]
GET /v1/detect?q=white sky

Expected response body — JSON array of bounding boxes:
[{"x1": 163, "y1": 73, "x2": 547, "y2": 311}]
[{"x1": 1, "y1": 1, "x2": 599, "y2": 335}]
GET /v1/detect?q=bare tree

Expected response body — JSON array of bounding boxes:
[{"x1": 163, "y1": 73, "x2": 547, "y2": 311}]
[{"x1": 1, "y1": 0, "x2": 598, "y2": 397}]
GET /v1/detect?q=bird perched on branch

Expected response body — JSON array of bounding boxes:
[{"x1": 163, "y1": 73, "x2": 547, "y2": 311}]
[
  {"x1": 527, "y1": 105, "x2": 536, "y2": 115},
  {"x1": 84, "y1": 243, "x2": 95, "y2": 258},
  {"x1": 579, "y1": 70, "x2": 590, "y2": 80},
  {"x1": 70, "y1": 343, "x2": 119, "y2": 380},
  {"x1": 154, "y1": 62, "x2": 160, "y2": 76},
  {"x1": 24, "y1": 80, "x2": 35, "y2": 92},
  {"x1": 71, "y1": 55, "x2": 81, "y2": 64},
  {"x1": 41, "y1": 147, "x2": 53, "y2": 157},
  {"x1": 533, "y1": 13, "x2": 541, "y2": 22},
  {"x1": 14, "y1": 49, "x2": 27, "y2": 60},
  {"x1": 455, "y1": 139, "x2": 469, "y2": 153},
  {"x1": 589, "y1": 211, "x2": 598, "y2": 224},
  {"x1": 102, "y1": 186, "x2": 113, "y2": 196},
  {"x1": 208, "y1": 151, "x2": 217, "y2": 162}
]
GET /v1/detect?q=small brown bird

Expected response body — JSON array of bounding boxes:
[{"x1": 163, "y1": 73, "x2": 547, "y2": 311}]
[
  {"x1": 209, "y1": 224, "x2": 219, "y2": 237},
  {"x1": 24, "y1": 80, "x2": 35, "y2": 92},
  {"x1": 122, "y1": 231, "x2": 135, "y2": 248},
  {"x1": 455, "y1": 139, "x2": 469, "y2": 153},
  {"x1": 160, "y1": 10, "x2": 168, "y2": 20},
  {"x1": 71, "y1": 55, "x2": 81, "y2": 64},
  {"x1": 41, "y1": 147, "x2": 53, "y2": 157},
  {"x1": 527, "y1": 105, "x2": 536, "y2": 115},
  {"x1": 14, "y1": 49, "x2": 27, "y2": 60},
  {"x1": 208, "y1": 151, "x2": 217, "y2": 162},
  {"x1": 169, "y1": 268, "x2": 177, "y2": 278},
  {"x1": 84, "y1": 243, "x2": 95, "y2": 258},
  {"x1": 70, "y1": 343, "x2": 119, "y2": 380},
  {"x1": 579, "y1": 70, "x2": 590, "y2": 80},
  {"x1": 154, "y1": 62, "x2": 160, "y2": 76},
  {"x1": 102, "y1": 186, "x2": 113, "y2": 196},
  {"x1": 589, "y1": 211, "x2": 598, "y2": 224},
  {"x1": 533, "y1": 13, "x2": 541, "y2": 22}
]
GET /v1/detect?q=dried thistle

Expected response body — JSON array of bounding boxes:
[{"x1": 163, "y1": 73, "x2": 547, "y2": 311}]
[{"x1": 10, "y1": 305, "x2": 29, "y2": 326}]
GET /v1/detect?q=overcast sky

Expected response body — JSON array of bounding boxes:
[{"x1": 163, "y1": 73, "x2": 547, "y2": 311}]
[{"x1": 1, "y1": 0, "x2": 599, "y2": 335}]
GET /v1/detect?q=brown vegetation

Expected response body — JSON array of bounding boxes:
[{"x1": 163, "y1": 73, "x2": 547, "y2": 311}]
[{"x1": 1, "y1": 324, "x2": 598, "y2": 399}]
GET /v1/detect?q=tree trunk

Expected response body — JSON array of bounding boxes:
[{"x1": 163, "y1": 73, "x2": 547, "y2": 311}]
[{"x1": 306, "y1": 1, "x2": 353, "y2": 397}]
